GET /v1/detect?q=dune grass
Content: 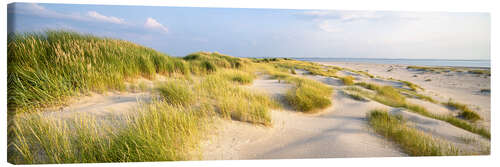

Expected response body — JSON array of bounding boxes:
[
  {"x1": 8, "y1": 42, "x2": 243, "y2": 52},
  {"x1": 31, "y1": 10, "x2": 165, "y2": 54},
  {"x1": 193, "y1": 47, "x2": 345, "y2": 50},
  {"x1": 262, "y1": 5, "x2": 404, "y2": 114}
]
[
  {"x1": 7, "y1": 31, "x2": 190, "y2": 111},
  {"x1": 468, "y1": 69, "x2": 490, "y2": 76},
  {"x1": 7, "y1": 30, "x2": 287, "y2": 164},
  {"x1": 257, "y1": 64, "x2": 334, "y2": 113},
  {"x1": 259, "y1": 58, "x2": 340, "y2": 78},
  {"x1": 8, "y1": 100, "x2": 208, "y2": 164},
  {"x1": 355, "y1": 82, "x2": 407, "y2": 107},
  {"x1": 281, "y1": 76, "x2": 333, "y2": 113},
  {"x1": 367, "y1": 109, "x2": 459, "y2": 156},
  {"x1": 342, "y1": 90, "x2": 368, "y2": 102},
  {"x1": 443, "y1": 100, "x2": 482, "y2": 122},
  {"x1": 219, "y1": 69, "x2": 255, "y2": 85},
  {"x1": 155, "y1": 80, "x2": 194, "y2": 106},
  {"x1": 397, "y1": 88, "x2": 437, "y2": 103},
  {"x1": 398, "y1": 80, "x2": 423, "y2": 91},
  {"x1": 354, "y1": 70, "x2": 375, "y2": 78},
  {"x1": 407, "y1": 66, "x2": 490, "y2": 76},
  {"x1": 355, "y1": 82, "x2": 380, "y2": 91},
  {"x1": 340, "y1": 76, "x2": 355, "y2": 85},
  {"x1": 352, "y1": 82, "x2": 490, "y2": 139},
  {"x1": 183, "y1": 51, "x2": 248, "y2": 75},
  {"x1": 196, "y1": 71, "x2": 279, "y2": 125}
]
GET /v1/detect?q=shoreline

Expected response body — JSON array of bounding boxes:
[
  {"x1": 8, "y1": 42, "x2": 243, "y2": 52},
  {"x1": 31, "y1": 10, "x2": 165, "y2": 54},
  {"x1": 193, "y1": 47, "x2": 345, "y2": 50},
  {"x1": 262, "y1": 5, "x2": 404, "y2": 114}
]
[{"x1": 292, "y1": 58, "x2": 491, "y2": 68}]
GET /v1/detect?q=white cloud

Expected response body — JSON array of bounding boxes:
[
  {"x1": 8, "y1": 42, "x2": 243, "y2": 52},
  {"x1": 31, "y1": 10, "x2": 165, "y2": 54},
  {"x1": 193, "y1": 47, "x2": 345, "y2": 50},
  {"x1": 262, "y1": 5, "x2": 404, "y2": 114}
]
[
  {"x1": 339, "y1": 12, "x2": 382, "y2": 22},
  {"x1": 318, "y1": 20, "x2": 342, "y2": 32},
  {"x1": 302, "y1": 10, "x2": 383, "y2": 22},
  {"x1": 144, "y1": 17, "x2": 169, "y2": 33},
  {"x1": 11, "y1": 3, "x2": 128, "y2": 25},
  {"x1": 10, "y1": 3, "x2": 85, "y2": 21},
  {"x1": 87, "y1": 11, "x2": 125, "y2": 24}
]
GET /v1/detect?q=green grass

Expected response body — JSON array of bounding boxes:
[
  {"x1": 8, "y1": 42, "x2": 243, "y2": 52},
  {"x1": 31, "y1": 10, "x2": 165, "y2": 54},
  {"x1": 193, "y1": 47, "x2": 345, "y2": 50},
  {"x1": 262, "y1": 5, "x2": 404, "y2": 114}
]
[
  {"x1": 397, "y1": 88, "x2": 437, "y2": 103},
  {"x1": 355, "y1": 82, "x2": 380, "y2": 91},
  {"x1": 8, "y1": 30, "x2": 287, "y2": 164},
  {"x1": 353, "y1": 70, "x2": 375, "y2": 78},
  {"x1": 155, "y1": 80, "x2": 194, "y2": 106},
  {"x1": 258, "y1": 58, "x2": 340, "y2": 78},
  {"x1": 8, "y1": 100, "x2": 207, "y2": 164},
  {"x1": 8, "y1": 31, "x2": 190, "y2": 111},
  {"x1": 353, "y1": 82, "x2": 490, "y2": 139},
  {"x1": 468, "y1": 69, "x2": 490, "y2": 75},
  {"x1": 197, "y1": 71, "x2": 279, "y2": 125},
  {"x1": 398, "y1": 80, "x2": 423, "y2": 91},
  {"x1": 367, "y1": 109, "x2": 459, "y2": 156},
  {"x1": 407, "y1": 66, "x2": 490, "y2": 76},
  {"x1": 281, "y1": 76, "x2": 333, "y2": 113},
  {"x1": 340, "y1": 76, "x2": 355, "y2": 85},
  {"x1": 219, "y1": 69, "x2": 255, "y2": 85},
  {"x1": 342, "y1": 91, "x2": 368, "y2": 102},
  {"x1": 443, "y1": 100, "x2": 482, "y2": 122},
  {"x1": 258, "y1": 64, "x2": 334, "y2": 113}
]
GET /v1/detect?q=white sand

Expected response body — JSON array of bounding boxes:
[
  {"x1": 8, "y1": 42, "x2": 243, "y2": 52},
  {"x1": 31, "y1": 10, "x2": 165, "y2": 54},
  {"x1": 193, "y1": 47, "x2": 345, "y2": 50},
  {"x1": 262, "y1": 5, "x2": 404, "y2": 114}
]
[
  {"x1": 25, "y1": 63, "x2": 489, "y2": 159},
  {"x1": 201, "y1": 76, "x2": 405, "y2": 160},
  {"x1": 202, "y1": 63, "x2": 490, "y2": 159}
]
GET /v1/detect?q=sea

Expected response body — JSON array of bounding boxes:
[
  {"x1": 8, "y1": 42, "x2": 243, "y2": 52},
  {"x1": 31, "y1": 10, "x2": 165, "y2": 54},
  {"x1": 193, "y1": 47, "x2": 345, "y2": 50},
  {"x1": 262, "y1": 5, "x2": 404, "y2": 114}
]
[{"x1": 293, "y1": 58, "x2": 490, "y2": 68}]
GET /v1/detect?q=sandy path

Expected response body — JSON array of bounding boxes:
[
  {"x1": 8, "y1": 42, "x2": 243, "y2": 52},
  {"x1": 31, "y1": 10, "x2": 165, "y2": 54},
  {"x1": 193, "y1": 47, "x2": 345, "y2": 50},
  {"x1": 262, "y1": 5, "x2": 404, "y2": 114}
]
[{"x1": 201, "y1": 76, "x2": 405, "y2": 160}]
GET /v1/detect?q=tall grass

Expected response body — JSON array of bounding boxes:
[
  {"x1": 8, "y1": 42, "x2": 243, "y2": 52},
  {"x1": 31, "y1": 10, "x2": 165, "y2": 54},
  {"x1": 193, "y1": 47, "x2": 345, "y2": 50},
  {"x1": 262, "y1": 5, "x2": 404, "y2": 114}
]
[
  {"x1": 284, "y1": 77, "x2": 333, "y2": 112},
  {"x1": 8, "y1": 100, "x2": 207, "y2": 164},
  {"x1": 340, "y1": 76, "x2": 355, "y2": 85},
  {"x1": 443, "y1": 100, "x2": 482, "y2": 122},
  {"x1": 352, "y1": 82, "x2": 490, "y2": 139},
  {"x1": 183, "y1": 52, "x2": 248, "y2": 75},
  {"x1": 260, "y1": 58, "x2": 340, "y2": 77},
  {"x1": 342, "y1": 90, "x2": 368, "y2": 102},
  {"x1": 155, "y1": 80, "x2": 194, "y2": 106},
  {"x1": 219, "y1": 69, "x2": 255, "y2": 85},
  {"x1": 367, "y1": 109, "x2": 459, "y2": 156},
  {"x1": 196, "y1": 72, "x2": 279, "y2": 125},
  {"x1": 258, "y1": 64, "x2": 333, "y2": 113},
  {"x1": 8, "y1": 31, "x2": 189, "y2": 111}
]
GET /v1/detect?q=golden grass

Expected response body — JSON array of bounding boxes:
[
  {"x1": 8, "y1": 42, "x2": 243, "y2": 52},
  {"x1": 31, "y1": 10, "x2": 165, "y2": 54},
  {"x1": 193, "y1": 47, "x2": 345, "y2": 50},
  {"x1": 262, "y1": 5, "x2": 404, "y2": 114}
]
[{"x1": 367, "y1": 109, "x2": 460, "y2": 156}]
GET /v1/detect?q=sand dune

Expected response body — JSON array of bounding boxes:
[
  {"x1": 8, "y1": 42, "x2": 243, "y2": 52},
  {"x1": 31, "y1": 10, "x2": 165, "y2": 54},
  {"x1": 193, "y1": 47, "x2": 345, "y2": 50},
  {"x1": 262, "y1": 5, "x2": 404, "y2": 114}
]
[
  {"x1": 201, "y1": 76, "x2": 405, "y2": 159},
  {"x1": 202, "y1": 63, "x2": 490, "y2": 158},
  {"x1": 24, "y1": 62, "x2": 489, "y2": 159},
  {"x1": 319, "y1": 62, "x2": 491, "y2": 128}
]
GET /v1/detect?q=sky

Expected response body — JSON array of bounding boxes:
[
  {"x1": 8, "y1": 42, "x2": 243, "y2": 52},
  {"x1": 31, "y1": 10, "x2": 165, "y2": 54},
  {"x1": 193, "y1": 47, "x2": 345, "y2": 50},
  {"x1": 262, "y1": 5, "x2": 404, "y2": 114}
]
[{"x1": 7, "y1": 3, "x2": 490, "y2": 60}]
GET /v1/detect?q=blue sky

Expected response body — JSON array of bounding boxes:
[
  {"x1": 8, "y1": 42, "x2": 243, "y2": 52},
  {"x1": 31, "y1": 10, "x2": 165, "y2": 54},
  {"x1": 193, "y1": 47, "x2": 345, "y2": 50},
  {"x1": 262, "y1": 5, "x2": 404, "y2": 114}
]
[{"x1": 8, "y1": 3, "x2": 490, "y2": 60}]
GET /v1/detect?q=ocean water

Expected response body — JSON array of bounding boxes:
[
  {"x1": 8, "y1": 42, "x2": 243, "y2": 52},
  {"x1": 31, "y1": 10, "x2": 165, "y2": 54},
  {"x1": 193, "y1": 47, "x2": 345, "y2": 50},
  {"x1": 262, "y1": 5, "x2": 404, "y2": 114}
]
[{"x1": 294, "y1": 58, "x2": 490, "y2": 68}]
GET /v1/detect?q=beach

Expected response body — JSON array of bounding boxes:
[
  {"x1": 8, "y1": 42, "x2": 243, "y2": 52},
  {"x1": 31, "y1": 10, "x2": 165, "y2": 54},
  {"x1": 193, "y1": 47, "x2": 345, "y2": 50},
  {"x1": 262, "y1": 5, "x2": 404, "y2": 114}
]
[
  {"x1": 7, "y1": 32, "x2": 491, "y2": 163},
  {"x1": 200, "y1": 61, "x2": 491, "y2": 159}
]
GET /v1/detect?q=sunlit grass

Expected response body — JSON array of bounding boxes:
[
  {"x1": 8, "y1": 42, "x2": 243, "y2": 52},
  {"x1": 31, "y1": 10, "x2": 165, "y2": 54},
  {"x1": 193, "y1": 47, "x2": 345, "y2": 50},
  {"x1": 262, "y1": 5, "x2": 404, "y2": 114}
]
[
  {"x1": 367, "y1": 109, "x2": 459, "y2": 156},
  {"x1": 284, "y1": 77, "x2": 333, "y2": 113},
  {"x1": 8, "y1": 100, "x2": 207, "y2": 164},
  {"x1": 155, "y1": 80, "x2": 194, "y2": 106},
  {"x1": 8, "y1": 31, "x2": 189, "y2": 111},
  {"x1": 351, "y1": 82, "x2": 490, "y2": 139},
  {"x1": 443, "y1": 100, "x2": 482, "y2": 122},
  {"x1": 340, "y1": 76, "x2": 355, "y2": 85}
]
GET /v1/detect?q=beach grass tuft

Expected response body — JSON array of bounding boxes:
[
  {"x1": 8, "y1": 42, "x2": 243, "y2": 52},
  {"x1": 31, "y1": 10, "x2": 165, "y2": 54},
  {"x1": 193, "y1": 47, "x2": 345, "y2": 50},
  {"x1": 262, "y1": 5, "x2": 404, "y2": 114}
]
[
  {"x1": 8, "y1": 100, "x2": 207, "y2": 164},
  {"x1": 8, "y1": 31, "x2": 190, "y2": 111},
  {"x1": 284, "y1": 77, "x2": 333, "y2": 112},
  {"x1": 443, "y1": 100, "x2": 481, "y2": 122},
  {"x1": 367, "y1": 109, "x2": 459, "y2": 156},
  {"x1": 155, "y1": 80, "x2": 194, "y2": 106},
  {"x1": 340, "y1": 76, "x2": 355, "y2": 85}
]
